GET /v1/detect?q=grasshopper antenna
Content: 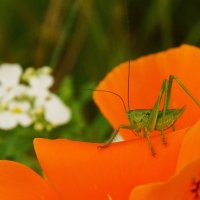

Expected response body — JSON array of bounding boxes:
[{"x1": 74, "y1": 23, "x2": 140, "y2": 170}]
[
  {"x1": 86, "y1": 89, "x2": 127, "y2": 113},
  {"x1": 124, "y1": 0, "x2": 131, "y2": 111},
  {"x1": 127, "y1": 59, "x2": 131, "y2": 111}
]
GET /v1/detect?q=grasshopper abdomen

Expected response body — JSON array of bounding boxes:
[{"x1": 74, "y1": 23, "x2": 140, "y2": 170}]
[{"x1": 155, "y1": 106, "x2": 185, "y2": 131}]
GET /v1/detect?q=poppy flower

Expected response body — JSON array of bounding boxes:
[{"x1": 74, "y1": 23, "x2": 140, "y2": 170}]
[
  {"x1": 0, "y1": 121, "x2": 199, "y2": 199},
  {"x1": 0, "y1": 45, "x2": 199, "y2": 199},
  {"x1": 93, "y1": 44, "x2": 200, "y2": 140},
  {"x1": 129, "y1": 158, "x2": 200, "y2": 199}
]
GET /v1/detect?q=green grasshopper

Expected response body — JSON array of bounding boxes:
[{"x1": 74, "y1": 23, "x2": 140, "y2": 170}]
[{"x1": 94, "y1": 62, "x2": 200, "y2": 155}]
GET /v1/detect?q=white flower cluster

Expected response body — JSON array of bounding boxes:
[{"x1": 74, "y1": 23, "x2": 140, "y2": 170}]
[{"x1": 0, "y1": 63, "x2": 71, "y2": 131}]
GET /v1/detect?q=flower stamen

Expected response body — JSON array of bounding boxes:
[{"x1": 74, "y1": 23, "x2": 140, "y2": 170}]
[{"x1": 11, "y1": 107, "x2": 22, "y2": 113}]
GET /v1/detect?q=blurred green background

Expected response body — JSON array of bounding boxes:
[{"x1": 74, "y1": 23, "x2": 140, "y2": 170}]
[{"x1": 0, "y1": 0, "x2": 200, "y2": 171}]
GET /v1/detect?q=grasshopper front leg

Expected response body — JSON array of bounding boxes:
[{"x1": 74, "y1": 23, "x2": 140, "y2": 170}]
[{"x1": 99, "y1": 124, "x2": 132, "y2": 148}]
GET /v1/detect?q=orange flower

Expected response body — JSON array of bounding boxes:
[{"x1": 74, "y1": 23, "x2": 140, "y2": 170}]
[
  {"x1": 93, "y1": 44, "x2": 200, "y2": 140},
  {"x1": 0, "y1": 122, "x2": 200, "y2": 199},
  {"x1": 0, "y1": 45, "x2": 200, "y2": 199},
  {"x1": 130, "y1": 158, "x2": 200, "y2": 200}
]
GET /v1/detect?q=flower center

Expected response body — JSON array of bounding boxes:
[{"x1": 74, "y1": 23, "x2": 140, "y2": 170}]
[{"x1": 11, "y1": 107, "x2": 22, "y2": 113}]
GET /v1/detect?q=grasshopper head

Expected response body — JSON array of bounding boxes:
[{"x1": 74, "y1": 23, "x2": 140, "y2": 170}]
[{"x1": 126, "y1": 110, "x2": 151, "y2": 132}]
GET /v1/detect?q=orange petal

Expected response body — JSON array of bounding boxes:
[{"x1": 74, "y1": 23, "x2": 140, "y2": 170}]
[
  {"x1": 93, "y1": 45, "x2": 200, "y2": 140},
  {"x1": 129, "y1": 159, "x2": 200, "y2": 200},
  {"x1": 34, "y1": 129, "x2": 187, "y2": 200},
  {"x1": 176, "y1": 120, "x2": 200, "y2": 172},
  {"x1": 0, "y1": 160, "x2": 59, "y2": 200}
]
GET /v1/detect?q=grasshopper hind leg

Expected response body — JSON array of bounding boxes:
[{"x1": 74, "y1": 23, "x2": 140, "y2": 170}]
[
  {"x1": 144, "y1": 128, "x2": 156, "y2": 156},
  {"x1": 148, "y1": 79, "x2": 169, "y2": 148},
  {"x1": 161, "y1": 129, "x2": 167, "y2": 145}
]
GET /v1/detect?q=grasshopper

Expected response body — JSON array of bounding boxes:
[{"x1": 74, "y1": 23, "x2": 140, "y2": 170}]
[{"x1": 94, "y1": 61, "x2": 200, "y2": 155}]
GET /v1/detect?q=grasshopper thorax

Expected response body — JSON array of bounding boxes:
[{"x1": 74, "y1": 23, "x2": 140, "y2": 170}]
[{"x1": 126, "y1": 109, "x2": 151, "y2": 132}]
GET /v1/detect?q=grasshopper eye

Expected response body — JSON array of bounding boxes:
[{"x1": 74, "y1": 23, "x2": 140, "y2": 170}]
[{"x1": 126, "y1": 111, "x2": 131, "y2": 118}]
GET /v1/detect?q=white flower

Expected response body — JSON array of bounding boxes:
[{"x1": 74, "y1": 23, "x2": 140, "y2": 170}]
[
  {"x1": 44, "y1": 95, "x2": 71, "y2": 126},
  {"x1": 0, "y1": 64, "x2": 71, "y2": 130},
  {"x1": 37, "y1": 66, "x2": 52, "y2": 75},
  {"x1": 1, "y1": 84, "x2": 30, "y2": 103},
  {"x1": 28, "y1": 72, "x2": 54, "y2": 101},
  {"x1": 0, "y1": 63, "x2": 22, "y2": 88},
  {"x1": 0, "y1": 101, "x2": 32, "y2": 130},
  {"x1": 24, "y1": 66, "x2": 54, "y2": 91},
  {"x1": 28, "y1": 68, "x2": 71, "y2": 126},
  {"x1": 0, "y1": 64, "x2": 23, "y2": 102},
  {"x1": 35, "y1": 93, "x2": 71, "y2": 126},
  {"x1": 29, "y1": 74, "x2": 54, "y2": 90},
  {"x1": 0, "y1": 112, "x2": 17, "y2": 130}
]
